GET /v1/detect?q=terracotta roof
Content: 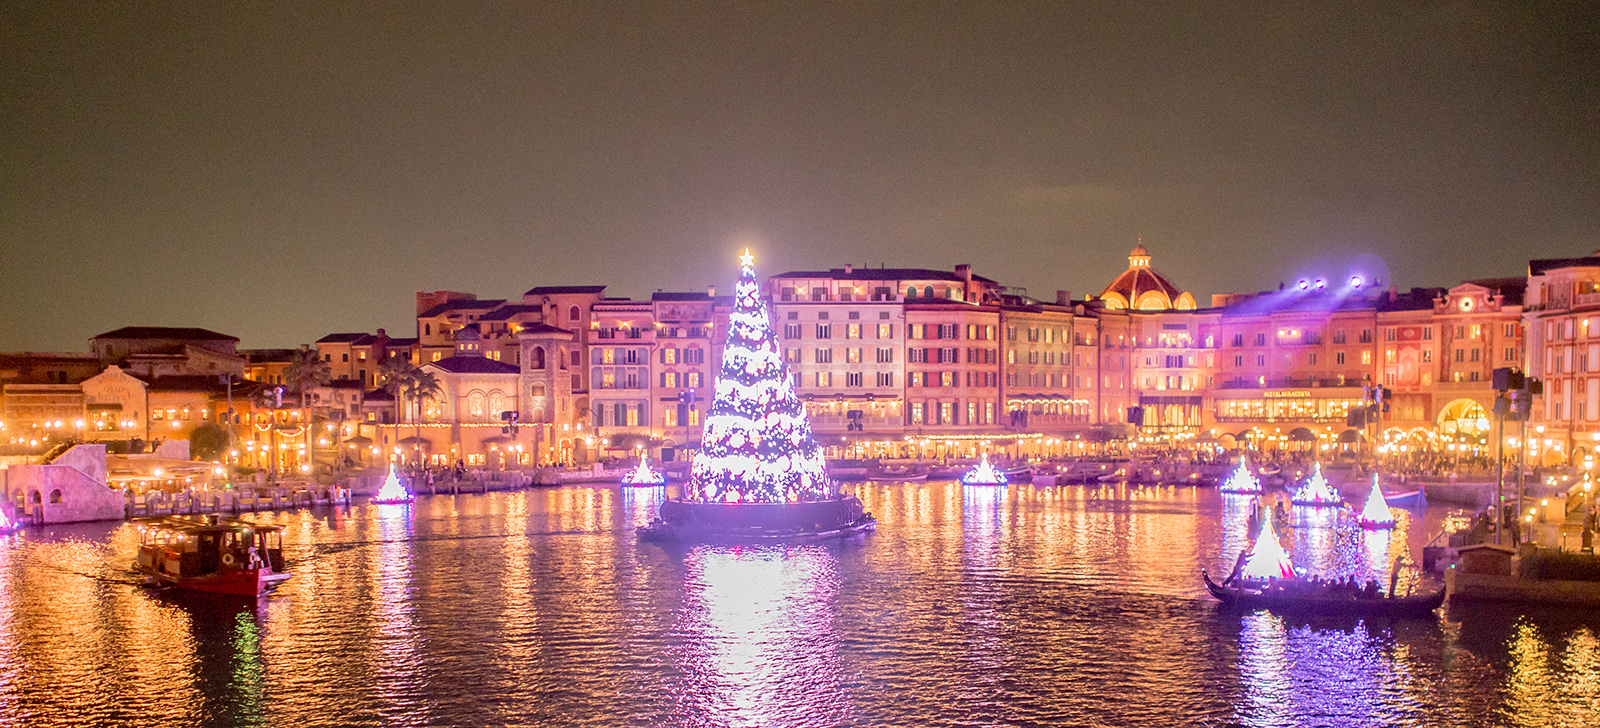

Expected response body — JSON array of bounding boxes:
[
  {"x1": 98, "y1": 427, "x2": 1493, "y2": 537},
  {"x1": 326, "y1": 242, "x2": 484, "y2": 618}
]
[
  {"x1": 316, "y1": 333, "x2": 367, "y2": 343},
  {"x1": 93, "y1": 327, "x2": 238, "y2": 341},
  {"x1": 518, "y1": 323, "x2": 574, "y2": 336},
  {"x1": 1529, "y1": 254, "x2": 1600, "y2": 276},
  {"x1": 426, "y1": 356, "x2": 520, "y2": 374},
  {"x1": 1102, "y1": 266, "x2": 1184, "y2": 302},
  {"x1": 652, "y1": 292, "x2": 714, "y2": 301},
  {"x1": 769, "y1": 267, "x2": 998, "y2": 284},
  {"x1": 479, "y1": 304, "x2": 544, "y2": 321},
  {"x1": 525, "y1": 285, "x2": 607, "y2": 296},
  {"x1": 417, "y1": 299, "x2": 507, "y2": 318}
]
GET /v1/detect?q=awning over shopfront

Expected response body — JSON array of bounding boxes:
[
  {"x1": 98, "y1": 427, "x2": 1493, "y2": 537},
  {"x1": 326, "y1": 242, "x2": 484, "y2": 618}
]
[{"x1": 1288, "y1": 427, "x2": 1318, "y2": 442}]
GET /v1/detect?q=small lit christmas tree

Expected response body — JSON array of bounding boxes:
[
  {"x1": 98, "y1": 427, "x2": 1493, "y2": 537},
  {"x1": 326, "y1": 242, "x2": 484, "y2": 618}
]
[
  {"x1": 1291, "y1": 462, "x2": 1341, "y2": 505},
  {"x1": 1242, "y1": 515, "x2": 1296, "y2": 580},
  {"x1": 686, "y1": 250, "x2": 832, "y2": 504},
  {"x1": 1357, "y1": 475, "x2": 1395, "y2": 529}
]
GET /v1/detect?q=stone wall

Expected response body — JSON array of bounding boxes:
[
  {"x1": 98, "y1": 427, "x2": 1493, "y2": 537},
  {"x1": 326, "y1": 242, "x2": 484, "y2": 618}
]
[{"x1": 2, "y1": 444, "x2": 124, "y2": 524}]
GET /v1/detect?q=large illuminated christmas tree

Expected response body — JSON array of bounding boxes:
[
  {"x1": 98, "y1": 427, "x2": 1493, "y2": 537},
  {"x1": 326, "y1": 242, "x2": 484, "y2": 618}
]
[{"x1": 685, "y1": 250, "x2": 832, "y2": 504}]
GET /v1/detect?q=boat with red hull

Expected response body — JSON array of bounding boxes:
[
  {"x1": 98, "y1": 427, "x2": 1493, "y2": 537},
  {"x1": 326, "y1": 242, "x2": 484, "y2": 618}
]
[{"x1": 134, "y1": 515, "x2": 291, "y2": 597}]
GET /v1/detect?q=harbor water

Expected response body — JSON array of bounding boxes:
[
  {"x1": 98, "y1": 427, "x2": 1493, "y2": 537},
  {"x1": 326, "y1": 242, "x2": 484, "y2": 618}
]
[{"x1": 1, "y1": 482, "x2": 1597, "y2": 727}]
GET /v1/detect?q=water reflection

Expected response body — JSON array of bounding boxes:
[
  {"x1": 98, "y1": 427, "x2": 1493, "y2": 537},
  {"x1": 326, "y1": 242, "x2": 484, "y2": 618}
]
[
  {"x1": 674, "y1": 546, "x2": 847, "y2": 727},
  {"x1": 369, "y1": 504, "x2": 423, "y2": 722},
  {"x1": 1234, "y1": 612, "x2": 1427, "y2": 726}
]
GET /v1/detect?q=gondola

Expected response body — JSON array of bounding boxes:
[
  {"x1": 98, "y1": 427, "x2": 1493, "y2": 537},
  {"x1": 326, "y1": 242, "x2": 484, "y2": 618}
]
[{"x1": 1201, "y1": 570, "x2": 1446, "y2": 618}]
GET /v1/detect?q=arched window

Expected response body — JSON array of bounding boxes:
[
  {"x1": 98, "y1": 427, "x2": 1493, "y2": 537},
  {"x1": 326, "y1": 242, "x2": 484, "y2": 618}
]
[
  {"x1": 468, "y1": 392, "x2": 486, "y2": 421},
  {"x1": 568, "y1": 305, "x2": 581, "y2": 322},
  {"x1": 923, "y1": 286, "x2": 935, "y2": 298},
  {"x1": 905, "y1": 285, "x2": 917, "y2": 298},
  {"x1": 488, "y1": 392, "x2": 504, "y2": 418},
  {"x1": 49, "y1": 489, "x2": 63, "y2": 504},
  {"x1": 532, "y1": 346, "x2": 546, "y2": 369}
]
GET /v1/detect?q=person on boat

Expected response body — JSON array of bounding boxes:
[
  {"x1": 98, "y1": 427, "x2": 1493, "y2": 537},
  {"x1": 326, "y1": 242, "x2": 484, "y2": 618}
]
[{"x1": 1223, "y1": 549, "x2": 1249, "y2": 587}]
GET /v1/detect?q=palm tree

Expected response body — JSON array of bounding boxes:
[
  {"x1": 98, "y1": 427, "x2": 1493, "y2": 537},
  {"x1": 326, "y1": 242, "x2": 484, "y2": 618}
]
[
  {"x1": 402, "y1": 369, "x2": 444, "y2": 467},
  {"x1": 282, "y1": 345, "x2": 332, "y2": 411},
  {"x1": 378, "y1": 356, "x2": 414, "y2": 426},
  {"x1": 282, "y1": 346, "x2": 331, "y2": 476}
]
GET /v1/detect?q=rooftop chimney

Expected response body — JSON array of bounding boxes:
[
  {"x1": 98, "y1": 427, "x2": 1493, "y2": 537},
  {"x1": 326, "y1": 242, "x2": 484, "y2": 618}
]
[
  {"x1": 955, "y1": 264, "x2": 972, "y2": 281},
  {"x1": 707, "y1": 285, "x2": 716, "y2": 297},
  {"x1": 844, "y1": 263, "x2": 853, "y2": 274},
  {"x1": 1056, "y1": 290, "x2": 1071, "y2": 306}
]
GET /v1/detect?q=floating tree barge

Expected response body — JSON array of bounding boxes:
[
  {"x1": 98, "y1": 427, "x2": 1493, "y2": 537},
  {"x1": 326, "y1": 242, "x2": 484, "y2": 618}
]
[{"x1": 641, "y1": 251, "x2": 877, "y2": 543}]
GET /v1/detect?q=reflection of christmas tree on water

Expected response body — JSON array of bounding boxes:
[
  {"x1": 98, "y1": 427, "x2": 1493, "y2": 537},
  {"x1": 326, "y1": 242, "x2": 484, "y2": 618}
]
[{"x1": 687, "y1": 250, "x2": 832, "y2": 504}]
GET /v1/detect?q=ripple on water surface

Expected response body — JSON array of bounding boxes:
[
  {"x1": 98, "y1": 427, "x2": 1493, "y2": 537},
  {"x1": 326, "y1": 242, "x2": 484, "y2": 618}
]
[{"x1": 0, "y1": 483, "x2": 1596, "y2": 727}]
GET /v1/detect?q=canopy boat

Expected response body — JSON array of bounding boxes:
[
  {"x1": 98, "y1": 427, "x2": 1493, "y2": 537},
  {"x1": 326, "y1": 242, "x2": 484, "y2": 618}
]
[
  {"x1": 1001, "y1": 466, "x2": 1034, "y2": 483},
  {"x1": 134, "y1": 515, "x2": 291, "y2": 597},
  {"x1": 372, "y1": 465, "x2": 414, "y2": 505},
  {"x1": 1201, "y1": 570, "x2": 1446, "y2": 617},
  {"x1": 1290, "y1": 462, "x2": 1342, "y2": 506},
  {"x1": 1357, "y1": 476, "x2": 1397, "y2": 529},
  {"x1": 620, "y1": 456, "x2": 667, "y2": 486},
  {"x1": 960, "y1": 453, "x2": 1008, "y2": 486},
  {"x1": 1383, "y1": 489, "x2": 1427, "y2": 510},
  {"x1": 1220, "y1": 457, "x2": 1264, "y2": 494}
]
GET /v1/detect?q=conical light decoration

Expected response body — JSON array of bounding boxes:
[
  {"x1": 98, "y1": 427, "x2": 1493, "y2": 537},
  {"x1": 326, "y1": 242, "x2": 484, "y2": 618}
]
[
  {"x1": 1358, "y1": 475, "x2": 1395, "y2": 529},
  {"x1": 960, "y1": 452, "x2": 1008, "y2": 485},
  {"x1": 1292, "y1": 462, "x2": 1340, "y2": 505},
  {"x1": 622, "y1": 455, "x2": 666, "y2": 485},
  {"x1": 1242, "y1": 513, "x2": 1296, "y2": 580},
  {"x1": 686, "y1": 250, "x2": 831, "y2": 504},
  {"x1": 374, "y1": 464, "x2": 412, "y2": 503},
  {"x1": 1221, "y1": 455, "x2": 1263, "y2": 494}
]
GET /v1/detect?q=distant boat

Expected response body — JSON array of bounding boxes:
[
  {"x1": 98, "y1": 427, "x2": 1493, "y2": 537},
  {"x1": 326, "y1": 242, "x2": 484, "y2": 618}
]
[
  {"x1": 372, "y1": 465, "x2": 415, "y2": 505},
  {"x1": 868, "y1": 465, "x2": 929, "y2": 482},
  {"x1": 1220, "y1": 457, "x2": 1264, "y2": 494},
  {"x1": 620, "y1": 457, "x2": 667, "y2": 486},
  {"x1": 960, "y1": 453, "x2": 1008, "y2": 486},
  {"x1": 1357, "y1": 476, "x2": 1397, "y2": 529},
  {"x1": 1383, "y1": 489, "x2": 1427, "y2": 510},
  {"x1": 1290, "y1": 462, "x2": 1343, "y2": 507}
]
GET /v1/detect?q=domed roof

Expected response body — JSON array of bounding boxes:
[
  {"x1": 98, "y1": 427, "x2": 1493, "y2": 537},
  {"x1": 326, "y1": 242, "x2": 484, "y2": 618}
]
[{"x1": 1099, "y1": 244, "x2": 1194, "y2": 310}]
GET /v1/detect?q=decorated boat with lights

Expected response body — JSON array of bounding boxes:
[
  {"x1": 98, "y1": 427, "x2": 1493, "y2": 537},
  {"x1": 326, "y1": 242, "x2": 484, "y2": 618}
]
[
  {"x1": 1219, "y1": 457, "x2": 1264, "y2": 494},
  {"x1": 960, "y1": 453, "x2": 1009, "y2": 486},
  {"x1": 1290, "y1": 462, "x2": 1342, "y2": 506},
  {"x1": 620, "y1": 456, "x2": 668, "y2": 486},
  {"x1": 1357, "y1": 476, "x2": 1397, "y2": 529},
  {"x1": 133, "y1": 515, "x2": 290, "y2": 597},
  {"x1": 639, "y1": 252, "x2": 876, "y2": 543},
  {"x1": 371, "y1": 465, "x2": 414, "y2": 505},
  {"x1": 1201, "y1": 571, "x2": 1446, "y2": 617}
]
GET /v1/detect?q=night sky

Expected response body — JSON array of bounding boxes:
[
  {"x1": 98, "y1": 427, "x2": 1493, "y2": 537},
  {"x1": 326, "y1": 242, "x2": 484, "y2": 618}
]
[{"x1": 3, "y1": 2, "x2": 1597, "y2": 351}]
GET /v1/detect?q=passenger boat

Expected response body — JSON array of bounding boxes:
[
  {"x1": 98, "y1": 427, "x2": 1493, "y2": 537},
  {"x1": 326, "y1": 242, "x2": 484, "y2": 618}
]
[
  {"x1": 134, "y1": 515, "x2": 291, "y2": 597},
  {"x1": 620, "y1": 456, "x2": 667, "y2": 486},
  {"x1": 372, "y1": 465, "x2": 415, "y2": 505},
  {"x1": 1201, "y1": 570, "x2": 1446, "y2": 617},
  {"x1": 960, "y1": 453, "x2": 1008, "y2": 485}
]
